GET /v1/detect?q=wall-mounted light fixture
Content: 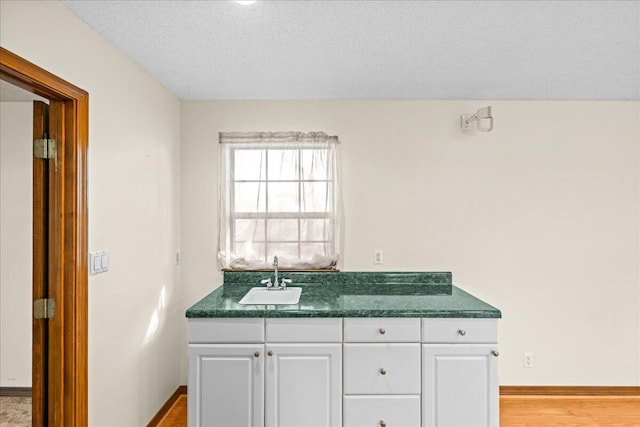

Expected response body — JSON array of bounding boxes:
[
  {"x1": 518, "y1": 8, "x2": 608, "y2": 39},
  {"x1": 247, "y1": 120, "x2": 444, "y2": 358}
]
[{"x1": 461, "y1": 106, "x2": 493, "y2": 132}]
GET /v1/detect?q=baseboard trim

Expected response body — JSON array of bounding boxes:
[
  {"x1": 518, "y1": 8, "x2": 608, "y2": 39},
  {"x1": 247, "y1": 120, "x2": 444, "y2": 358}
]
[
  {"x1": 500, "y1": 386, "x2": 640, "y2": 396},
  {"x1": 147, "y1": 385, "x2": 187, "y2": 427},
  {"x1": 0, "y1": 387, "x2": 32, "y2": 397}
]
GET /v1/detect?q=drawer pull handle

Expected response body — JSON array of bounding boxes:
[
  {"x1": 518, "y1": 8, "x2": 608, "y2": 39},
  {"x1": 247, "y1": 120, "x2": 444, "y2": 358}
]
[
  {"x1": 267, "y1": 351, "x2": 273, "y2": 357},
  {"x1": 379, "y1": 328, "x2": 386, "y2": 335},
  {"x1": 254, "y1": 352, "x2": 260, "y2": 358},
  {"x1": 379, "y1": 368, "x2": 387, "y2": 375},
  {"x1": 492, "y1": 350, "x2": 499, "y2": 357},
  {"x1": 458, "y1": 329, "x2": 466, "y2": 336},
  {"x1": 380, "y1": 421, "x2": 386, "y2": 427}
]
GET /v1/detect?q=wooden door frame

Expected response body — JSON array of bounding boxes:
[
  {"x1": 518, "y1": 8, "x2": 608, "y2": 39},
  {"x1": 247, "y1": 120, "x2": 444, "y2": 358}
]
[{"x1": 0, "y1": 47, "x2": 88, "y2": 426}]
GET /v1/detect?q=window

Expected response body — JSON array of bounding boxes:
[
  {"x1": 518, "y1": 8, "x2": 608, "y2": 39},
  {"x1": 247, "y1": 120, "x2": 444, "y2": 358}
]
[{"x1": 218, "y1": 132, "x2": 340, "y2": 270}]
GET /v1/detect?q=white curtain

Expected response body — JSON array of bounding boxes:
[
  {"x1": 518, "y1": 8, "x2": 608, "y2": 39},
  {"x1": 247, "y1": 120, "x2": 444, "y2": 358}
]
[{"x1": 218, "y1": 132, "x2": 340, "y2": 270}]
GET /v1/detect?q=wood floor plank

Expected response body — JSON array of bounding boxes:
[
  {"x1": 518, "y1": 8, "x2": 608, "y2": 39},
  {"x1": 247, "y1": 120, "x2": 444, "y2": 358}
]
[
  {"x1": 156, "y1": 395, "x2": 187, "y2": 427},
  {"x1": 500, "y1": 396, "x2": 640, "y2": 427}
]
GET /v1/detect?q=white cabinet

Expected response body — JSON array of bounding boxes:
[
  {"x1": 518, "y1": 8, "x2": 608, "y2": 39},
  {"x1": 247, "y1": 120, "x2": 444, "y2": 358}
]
[
  {"x1": 188, "y1": 344, "x2": 264, "y2": 427},
  {"x1": 265, "y1": 344, "x2": 341, "y2": 427},
  {"x1": 422, "y1": 319, "x2": 499, "y2": 427},
  {"x1": 188, "y1": 317, "x2": 499, "y2": 427},
  {"x1": 343, "y1": 318, "x2": 422, "y2": 427},
  {"x1": 188, "y1": 319, "x2": 341, "y2": 427}
]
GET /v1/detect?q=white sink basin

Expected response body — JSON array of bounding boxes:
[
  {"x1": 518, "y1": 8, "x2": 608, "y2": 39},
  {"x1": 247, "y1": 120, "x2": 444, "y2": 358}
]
[{"x1": 239, "y1": 287, "x2": 302, "y2": 305}]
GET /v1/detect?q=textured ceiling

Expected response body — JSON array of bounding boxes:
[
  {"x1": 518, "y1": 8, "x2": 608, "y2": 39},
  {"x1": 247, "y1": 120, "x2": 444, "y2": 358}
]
[{"x1": 60, "y1": 0, "x2": 640, "y2": 100}]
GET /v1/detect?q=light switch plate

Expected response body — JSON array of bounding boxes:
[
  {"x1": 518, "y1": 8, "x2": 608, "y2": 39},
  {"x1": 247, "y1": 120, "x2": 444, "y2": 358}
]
[{"x1": 90, "y1": 250, "x2": 109, "y2": 275}]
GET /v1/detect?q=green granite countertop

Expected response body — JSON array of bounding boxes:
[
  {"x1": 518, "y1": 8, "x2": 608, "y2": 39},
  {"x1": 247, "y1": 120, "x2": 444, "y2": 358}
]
[{"x1": 186, "y1": 272, "x2": 501, "y2": 319}]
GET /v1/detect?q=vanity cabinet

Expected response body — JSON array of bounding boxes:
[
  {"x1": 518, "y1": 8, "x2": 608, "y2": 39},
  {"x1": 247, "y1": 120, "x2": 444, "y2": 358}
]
[
  {"x1": 422, "y1": 319, "x2": 499, "y2": 427},
  {"x1": 188, "y1": 318, "x2": 342, "y2": 427},
  {"x1": 188, "y1": 317, "x2": 498, "y2": 427}
]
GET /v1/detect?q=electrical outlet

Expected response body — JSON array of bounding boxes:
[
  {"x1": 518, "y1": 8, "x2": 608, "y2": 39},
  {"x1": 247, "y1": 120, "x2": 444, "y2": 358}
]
[
  {"x1": 524, "y1": 352, "x2": 533, "y2": 368},
  {"x1": 374, "y1": 249, "x2": 383, "y2": 265}
]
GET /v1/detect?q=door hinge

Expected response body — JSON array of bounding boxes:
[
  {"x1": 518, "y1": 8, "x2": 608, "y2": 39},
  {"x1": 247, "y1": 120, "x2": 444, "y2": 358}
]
[
  {"x1": 34, "y1": 298, "x2": 55, "y2": 319},
  {"x1": 34, "y1": 138, "x2": 56, "y2": 159}
]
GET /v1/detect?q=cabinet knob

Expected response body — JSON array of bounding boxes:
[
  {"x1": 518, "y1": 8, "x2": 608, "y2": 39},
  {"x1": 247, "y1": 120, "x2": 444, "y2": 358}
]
[
  {"x1": 491, "y1": 350, "x2": 499, "y2": 357},
  {"x1": 379, "y1": 328, "x2": 386, "y2": 335},
  {"x1": 458, "y1": 329, "x2": 466, "y2": 336},
  {"x1": 267, "y1": 351, "x2": 273, "y2": 357},
  {"x1": 254, "y1": 352, "x2": 260, "y2": 358},
  {"x1": 380, "y1": 421, "x2": 386, "y2": 427},
  {"x1": 379, "y1": 368, "x2": 387, "y2": 375}
]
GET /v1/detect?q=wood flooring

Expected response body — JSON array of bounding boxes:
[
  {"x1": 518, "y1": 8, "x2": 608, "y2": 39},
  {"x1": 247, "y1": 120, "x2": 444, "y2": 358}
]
[
  {"x1": 155, "y1": 395, "x2": 640, "y2": 427},
  {"x1": 500, "y1": 396, "x2": 640, "y2": 427}
]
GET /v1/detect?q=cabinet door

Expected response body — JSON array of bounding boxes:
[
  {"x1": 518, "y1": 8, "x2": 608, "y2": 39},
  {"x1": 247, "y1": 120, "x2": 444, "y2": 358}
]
[
  {"x1": 423, "y1": 344, "x2": 498, "y2": 427},
  {"x1": 265, "y1": 343, "x2": 342, "y2": 427},
  {"x1": 188, "y1": 344, "x2": 264, "y2": 427}
]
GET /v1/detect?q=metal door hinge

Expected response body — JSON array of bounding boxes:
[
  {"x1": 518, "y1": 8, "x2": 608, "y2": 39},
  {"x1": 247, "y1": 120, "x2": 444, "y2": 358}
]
[
  {"x1": 34, "y1": 298, "x2": 55, "y2": 319},
  {"x1": 34, "y1": 138, "x2": 56, "y2": 159}
]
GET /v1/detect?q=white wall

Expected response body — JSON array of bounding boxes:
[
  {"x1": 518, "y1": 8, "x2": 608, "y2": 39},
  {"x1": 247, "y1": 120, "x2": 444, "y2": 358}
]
[
  {"x1": 0, "y1": 101, "x2": 32, "y2": 388},
  {"x1": 0, "y1": 2, "x2": 181, "y2": 425},
  {"x1": 181, "y1": 100, "x2": 639, "y2": 386}
]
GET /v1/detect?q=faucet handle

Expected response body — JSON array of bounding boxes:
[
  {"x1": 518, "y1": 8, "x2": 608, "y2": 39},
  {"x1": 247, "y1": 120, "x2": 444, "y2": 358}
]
[
  {"x1": 280, "y1": 278, "x2": 292, "y2": 287},
  {"x1": 261, "y1": 278, "x2": 272, "y2": 287}
]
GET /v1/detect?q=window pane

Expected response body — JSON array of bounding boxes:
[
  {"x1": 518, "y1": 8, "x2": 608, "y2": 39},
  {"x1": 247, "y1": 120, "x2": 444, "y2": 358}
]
[
  {"x1": 267, "y1": 243, "x2": 298, "y2": 259},
  {"x1": 267, "y1": 219, "x2": 298, "y2": 241},
  {"x1": 300, "y1": 243, "x2": 327, "y2": 259},
  {"x1": 234, "y1": 242, "x2": 266, "y2": 261},
  {"x1": 301, "y1": 182, "x2": 332, "y2": 212},
  {"x1": 235, "y1": 219, "x2": 265, "y2": 242},
  {"x1": 234, "y1": 149, "x2": 265, "y2": 181},
  {"x1": 300, "y1": 219, "x2": 332, "y2": 241},
  {"x1": 268, "y1": 149, "x2": 299, "y2": 180},
  {"x1": 301, "y1": 149, "x2": 331, "y2": 181},
  {"x1": 268, "y1": 182, "x2": 299, "y2": 212},
  {"x1": 235, "y1": 183, "x2": 266, "y2": 212}
]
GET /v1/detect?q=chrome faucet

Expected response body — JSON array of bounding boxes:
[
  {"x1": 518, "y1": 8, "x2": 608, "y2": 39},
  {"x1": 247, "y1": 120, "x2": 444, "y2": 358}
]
[
  {"x1": 260, "y1": 255, "x2": 291, "y2": 290},
  {"x1": 273, "y1": 255, "x2": 279, "y2": 288}
]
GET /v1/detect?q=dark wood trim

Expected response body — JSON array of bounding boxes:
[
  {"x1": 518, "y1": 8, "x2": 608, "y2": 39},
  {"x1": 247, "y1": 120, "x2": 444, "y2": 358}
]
[
  {"x1": 147, "y1": 386, "x2": 188, "y2": 427},
  {"x1": 500, "y1": 386, "x2": 640, "y2": 396},
  {"x1": 32, "y1": 100, "x2": 49, "y2": 427},
  {"x1": 0, "y1": 387, "x2": 33, "y2": 397},
  {"x1": 1, "y1": 46, "x2": 89, "y2": 427}
]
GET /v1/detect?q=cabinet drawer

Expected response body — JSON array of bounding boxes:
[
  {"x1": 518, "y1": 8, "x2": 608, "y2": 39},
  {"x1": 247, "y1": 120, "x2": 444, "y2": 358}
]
[
  {"x1": 344, "y1": 318, "x2": 420, "y2": 342},
  {"x1": 422, "y1": 318, "x2": 497, "y2": 343},
  {"x1": 344, "y1": 344, "x2": 420, "y2": 395},
  {"x1": 189, "y1": 318, "x2": 264, "y2": 343},
  {"x1": 266, "y1": 318, "x2": 342, "y2": 342},
  {"x1": 344, "y1": 395, "x2": 420, "y2": 427}
]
